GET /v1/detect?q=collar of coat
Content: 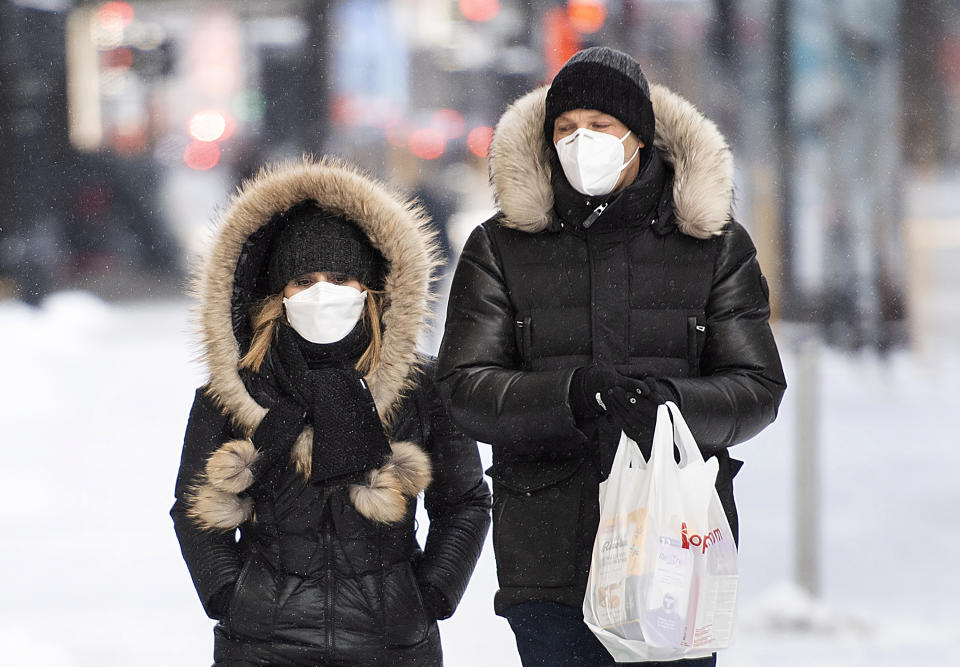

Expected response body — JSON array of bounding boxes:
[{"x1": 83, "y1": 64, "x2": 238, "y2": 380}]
[
  {"x1": 187, "y1": 158, "x2": 441, "y2": 530},
  {"x1": 489, "y1": 84, "x2": 734, "y2": 239}
]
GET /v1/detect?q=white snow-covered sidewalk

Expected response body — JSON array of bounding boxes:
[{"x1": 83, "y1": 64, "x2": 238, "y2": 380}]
[{"x1": 1, "y1": 292, "x2": 958, "y2": 666}]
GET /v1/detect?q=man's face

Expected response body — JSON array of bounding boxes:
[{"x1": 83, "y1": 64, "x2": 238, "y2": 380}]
[
  {"x1": 553, "y1": 109, "x2": 635, "y2": 144},
  {"x1": 552, "y1": 109, "x2": 643, "y2": 192}
]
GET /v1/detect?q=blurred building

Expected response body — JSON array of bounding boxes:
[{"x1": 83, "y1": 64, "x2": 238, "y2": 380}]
[{"x1": 2, "y1": 0, "x2": 959, "y2": 349}]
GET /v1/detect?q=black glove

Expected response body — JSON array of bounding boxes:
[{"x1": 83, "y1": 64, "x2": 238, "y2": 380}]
[
  {"x1": 569, "y1": 362, "x2": 645, "y2": 423},
  {"x1": 208, "y1": 581, "x2": 236, "y2": 621},
  {"x1": 245, "y1": 397, "x2": 307, "y2": 498},
  {"x1": 602, "y1": 377, "x2": 675, "y2": 459},
  {"x1": 418, "y1": 582, "x2": 452, "y2": 621}
]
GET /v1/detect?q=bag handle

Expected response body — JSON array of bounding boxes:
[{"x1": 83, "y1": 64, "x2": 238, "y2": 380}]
[
  {"x1": 650, "y1": 404, "x2": 677, "y2": 466},
  {"x1": 613, "y1": 430, "x2": 648, "y2": 470},
  {"x1": 664, "y1": 401, "x2": 705, "y2": 466},
  {"x1": 614, "y1": 403, "x2": 702, "y2": 472},
  {"x1": 649, "y1": 402, "x2": 705, "y2": 469}
]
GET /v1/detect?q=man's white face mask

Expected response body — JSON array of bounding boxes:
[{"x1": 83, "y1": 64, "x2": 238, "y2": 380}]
[
  {"x1": 555, "y1": 128, "x2": 640, "y2": 197},
  {"x1": 282, "y1": 281, "x2": 367, "y2": 344}
]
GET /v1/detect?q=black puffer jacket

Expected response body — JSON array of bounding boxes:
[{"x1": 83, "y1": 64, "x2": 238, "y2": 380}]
[
  {"x1": 171, "y1": 159, "x2": 491, "y2": 665},
  {"x1": 436, "y1": 85, "x2": 786, "y2": 615}
]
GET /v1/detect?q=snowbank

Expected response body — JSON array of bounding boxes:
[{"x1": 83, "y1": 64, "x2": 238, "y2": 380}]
[{"x1": 1, "y1": 293, "x2": 957, "y2": 666}]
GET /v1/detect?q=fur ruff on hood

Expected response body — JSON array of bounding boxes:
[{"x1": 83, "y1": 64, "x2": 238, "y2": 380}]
[
  {"x1": 489, "y1": 84, "x2": 734, "y2": 239},
  {"x1": 187, "y1": 158, "x2": 442, "y2": 530}
]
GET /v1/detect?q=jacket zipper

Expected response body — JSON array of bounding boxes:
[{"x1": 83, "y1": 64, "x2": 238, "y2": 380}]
[
  {"x1": 324, "y1": 513, "x2": 334, "y2": 652},
  {"x1": 582, "y1": 202, "x2": 608, "y2": 229},
  {"x1": 582, "y1": 190, "x2": 628, "y2": 229}
]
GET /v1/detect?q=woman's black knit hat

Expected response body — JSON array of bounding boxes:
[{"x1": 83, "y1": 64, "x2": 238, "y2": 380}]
[
  {"x1": 267, "y1": 202, "x2": 385, "y2": 292},
  {"x1": 544, "y1": 46, "x2": 655, "y2": 148}
]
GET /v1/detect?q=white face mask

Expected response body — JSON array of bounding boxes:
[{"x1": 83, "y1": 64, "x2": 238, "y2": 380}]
[
  {"x1": 282, "y1": 281, "x2": 367, "y2": 344},
  {"x1": 555, "y1": 128, "x2": 640, "y2": 196}
]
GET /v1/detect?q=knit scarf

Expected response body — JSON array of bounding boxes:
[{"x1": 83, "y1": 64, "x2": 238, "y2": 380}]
[{"x1": 252, "y1": 322, "x2": 391, "y2": 484}]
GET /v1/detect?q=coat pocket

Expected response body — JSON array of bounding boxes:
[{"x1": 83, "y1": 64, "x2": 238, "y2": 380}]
[
  {"x1": 226, "y1": 550, "x2": 277, "y2": 640},
  {"x1": 379, "y1": 562, "x2": 430, "y2": 648},
  {"x1": 686, "y1": 315, "x2": 706, "y2": 376},
  {"x1": 487, "y1": 458, "x2": 585, "y2": 588},
  {"x1": 513, "y1": 316, "x2": 532, "y2": 369}
]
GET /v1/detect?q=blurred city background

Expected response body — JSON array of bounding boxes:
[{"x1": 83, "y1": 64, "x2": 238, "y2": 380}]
[
  {"x1": 2, "y1": 0, "x2": 960, "y2": 665},
  {"x1": 3, "y1": 0, "x2": 958, "y2": 351}
]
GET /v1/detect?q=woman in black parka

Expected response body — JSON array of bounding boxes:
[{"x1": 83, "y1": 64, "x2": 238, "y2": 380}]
[{"x1": 171, "y1": 158, "x2": 491, "y2": 666}]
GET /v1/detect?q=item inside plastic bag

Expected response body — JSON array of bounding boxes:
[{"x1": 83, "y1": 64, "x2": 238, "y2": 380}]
[{"x1": 583, "y1": 402, "x2": 738, "y2": 662}]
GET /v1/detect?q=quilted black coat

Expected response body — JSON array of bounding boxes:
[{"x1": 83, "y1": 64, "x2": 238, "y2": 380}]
[
  {"x1": 171, "y1": 159, "x2": 491, "y2": 665},
  {"x1": 436, "y1": 84, "x2": 786, "y2": 615}
]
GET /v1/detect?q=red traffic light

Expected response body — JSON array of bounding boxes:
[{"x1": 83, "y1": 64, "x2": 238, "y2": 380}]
[
  {"x1": 459, "y1": 0, "x2": 499, "y2": 23},
  {"x1": 568, "y1": 0, "x2": 607, "y2": 34},
  {"x1": 467, "y1": 126, "x2": 494, "y2": 158}
]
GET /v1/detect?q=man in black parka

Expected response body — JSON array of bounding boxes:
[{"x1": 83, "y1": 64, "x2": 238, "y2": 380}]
[{"x1": 436, "y1": 47, "x2": 786, "y2": 666}]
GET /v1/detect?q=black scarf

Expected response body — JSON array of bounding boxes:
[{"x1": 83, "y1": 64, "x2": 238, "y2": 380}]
[{"x1": 252, "y1": 322, "x2": 391, "y2": 485}]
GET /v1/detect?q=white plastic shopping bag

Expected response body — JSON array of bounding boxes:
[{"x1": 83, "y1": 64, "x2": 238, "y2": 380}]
[{"x1": 583, "y1": 401, "x2": 738, "y2": 662}]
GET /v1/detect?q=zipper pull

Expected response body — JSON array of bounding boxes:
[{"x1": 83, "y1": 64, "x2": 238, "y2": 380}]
[{"x1": 582, "y1": 202, "x2": 608, "y2": 229}]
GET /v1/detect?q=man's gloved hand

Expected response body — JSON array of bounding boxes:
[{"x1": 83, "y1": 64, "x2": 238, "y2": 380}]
[
  {"x1": 570, "y1": 362, "x2": 645, "y2": 423},
  {"x1": 602, "y1": 377, "x2": 675, "y2": 459}
]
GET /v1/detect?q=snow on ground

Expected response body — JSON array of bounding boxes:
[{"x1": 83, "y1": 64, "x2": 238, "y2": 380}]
[{"x1": 1, "y1": 292, "x2": 959, "y2": 666}]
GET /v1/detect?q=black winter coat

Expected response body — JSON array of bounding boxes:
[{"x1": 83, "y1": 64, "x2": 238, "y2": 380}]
[
  {"x1": 171, "y1": 159, "x2": 491, "y2": 665},
  {"x1": 436, "y1": 84, "x2": 786, "y2": 615},
  {"x1": 172, "y1": 362, "x2": 489, "y2": 665}
]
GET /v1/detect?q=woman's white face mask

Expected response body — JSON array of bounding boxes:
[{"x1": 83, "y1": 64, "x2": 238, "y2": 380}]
[
  {"x1": 282, "y1": 281, "x2": 367, "y2": 344},
  {"x1": 555, "y1": 128, "x2": 640, "y2": 196}
]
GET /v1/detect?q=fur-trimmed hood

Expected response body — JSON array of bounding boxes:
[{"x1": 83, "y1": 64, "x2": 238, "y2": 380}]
[
  {"x1": 488, "y1": 84, "x2": 734, "y2": 239},
  {"x1": 188, "y1": 157, "x2": 442, "y2": 530}
]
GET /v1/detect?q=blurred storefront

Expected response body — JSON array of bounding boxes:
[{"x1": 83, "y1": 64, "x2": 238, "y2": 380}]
[{"x1": 2, "y1": 0, "x2": 959, "y2": 351}]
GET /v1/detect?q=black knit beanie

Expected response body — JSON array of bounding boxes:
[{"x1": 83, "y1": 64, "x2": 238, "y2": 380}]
[
  {"x1": 544, "y1": 46, "x2": 655, "y2": 150},
  {"x1": 267, "y1": 203, "x2": 384, "y2": 293}
]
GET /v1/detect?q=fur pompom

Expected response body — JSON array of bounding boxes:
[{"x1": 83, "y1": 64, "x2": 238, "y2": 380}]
[
  {"x1": 205, "y1": 439, "x2": 259, "y2": 493},
  {"x1": 187, "y1": 485, "x2": 253, "y2": 531},
  {"x1": 349, "y1": 481, "x2": 407, "y2": 523},
  {"x1": 291, "y1": 427, "x2": 313, "y2": 479},
  {"x1": 349, "y1": 441, "x2": 432, "y2": 523},
  {"x1": 380, "y1": 440, "x2": 433, "y2": 496}
]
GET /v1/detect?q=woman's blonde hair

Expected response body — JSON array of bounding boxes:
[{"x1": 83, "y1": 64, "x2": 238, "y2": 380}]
[{"x1": 239, "y1": 287, "x2": 385, "y2": 375}]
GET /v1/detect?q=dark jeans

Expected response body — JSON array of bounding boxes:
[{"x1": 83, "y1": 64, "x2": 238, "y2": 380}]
[{"x1": 502, "y1": 601, "x2": 717, "y2": 667}]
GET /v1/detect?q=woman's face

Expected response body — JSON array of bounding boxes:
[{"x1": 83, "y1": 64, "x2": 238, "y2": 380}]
[{"x1": 282, "y1": 271, "x2": 364, "y2": 298}]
